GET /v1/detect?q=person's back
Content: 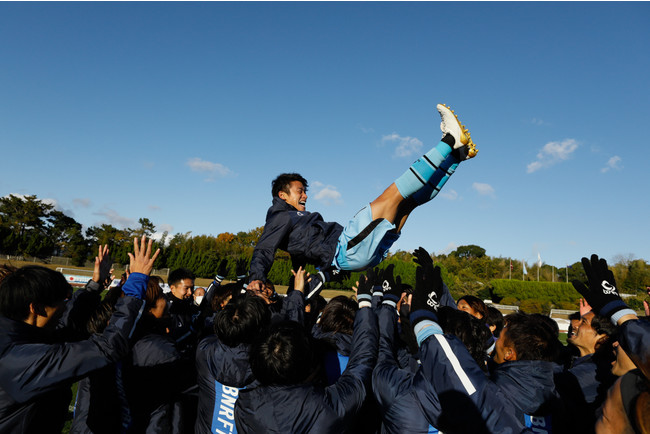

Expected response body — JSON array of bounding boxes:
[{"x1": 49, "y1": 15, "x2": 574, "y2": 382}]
[
  {"x1": 235, "y1": 301, "x2": 378, "y2": 433},
  {"x1": 195, "y1": 295, "x2": 270, "y2": 434}
]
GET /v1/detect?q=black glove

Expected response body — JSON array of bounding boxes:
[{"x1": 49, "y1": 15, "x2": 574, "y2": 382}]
[
  {"x1": 381, "y1": 264, "x2": 403, "y2": 308},
  {"x1": 356, "y1": 273, "x2": 373, "y2": 307},
  {"x1": 413, "y1": 246, "x2": 434, "y2": 271},
  {"x1": 306, "y1": 271, "x2": 327, "y2": 301},
  {"x1": 410, "y1": 261, "x2": 443, "y2": 327},
  {"x1": 364, "y1": 267, "x2": 382, "y2": 297},
  {"x1": 215, "y1": 259, "x2": 229, "y2": 283},
  {"x1": 236, "y1": 258, "x2": 249, "y2": 282},
  {"x1": 572, "y1": 254, "x2": 630, "y2": 320}
]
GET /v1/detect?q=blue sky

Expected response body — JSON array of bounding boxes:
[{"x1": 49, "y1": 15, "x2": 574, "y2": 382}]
[{"x1": 2, "y1": 2, "x2": 649, "y2": 269}]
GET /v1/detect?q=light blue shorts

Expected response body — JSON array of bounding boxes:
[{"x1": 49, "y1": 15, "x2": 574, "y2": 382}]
[{"x1": 332, "y1": 205, "x2": 400, "y2": 271}]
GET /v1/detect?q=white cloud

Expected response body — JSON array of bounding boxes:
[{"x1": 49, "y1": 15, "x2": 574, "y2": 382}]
[
  {"x1": 186, "y1": 157, "x2": 233, "y2": 181},
  {"x1": 148, "y1": 205, "x2": 161, "y2": 211},
  {"x1": 472, "y1": 182, "x2": 495, "y2": 197},
  {"x1": 382, "y1": 133, "x2": 423, "y2": 158},
  {"x1": 93, "y1": 208, "x2": 135, "y2": 229},
  {"x1": 439, "y1": 189, "x2": 458, "y2": 200},
  {"x1": 311, "y1": 181, "x2": 342, "y2": 205},
  {"x1": 437, "y1": 242, "x2": 457, "y2": 256},
  {"x1": 527, "y1": 139, "x2": 579, "y2": 173},
  {"x1": 530, "y1": 118, "x2": 546, "y2": 126},
  {"x1": 601, "y1": 156, "x2": 622, "y2": 173},
  {"x1": 73, "y1": 198, "x2": 91, "y2": 208}
]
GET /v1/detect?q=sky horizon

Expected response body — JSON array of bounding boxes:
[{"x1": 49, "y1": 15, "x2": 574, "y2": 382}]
[{"x1": 2, "y1": 2, "x2": 649, "y2": 269}]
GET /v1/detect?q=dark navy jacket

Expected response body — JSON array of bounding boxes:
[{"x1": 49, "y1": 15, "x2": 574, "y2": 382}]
[
  {"x1": 0, "y1": 274, "x2": 147, "y2": 433},
  {"x1": 249, "y1": 197, "x2": 343, "y2": 281},
  {"x1": 373, "y1": 306, "x2": 529, "y2": 434},
  {"x1": 490, "y1": 360, "x2": 565, "y2": 433},
  {"x1": 123, "y1": 332, "x2": 191, "y2": 434},
  {"x1": 195, "y1": 336, "x2": 254, "y2": 434},
  {"x1": 234, "y1": 307, "x2": 378, "y2": 433},
  {"x1": 619, "y1": 318, "x2": 649, "y2": 379}
]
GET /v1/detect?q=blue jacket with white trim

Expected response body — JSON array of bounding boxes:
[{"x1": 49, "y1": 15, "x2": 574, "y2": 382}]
[
  {"x1": 195, "y1": 335, "x2": 255, "y2": 434},
  {"x1": 373, "y1": 306, "x2": 530, "y2": 434},
  {"x1": 249, "y1": 197, "x2": 343, "y2": 282}
]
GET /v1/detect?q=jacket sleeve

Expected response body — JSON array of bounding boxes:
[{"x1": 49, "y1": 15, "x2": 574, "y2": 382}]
[
  {"x1": 326, "y1": 306, "x2": 378, "y2": 420},
  {"x1": 0, "y1": 280, "x2": 146, "y2": 403},
  {"x1": 249, "y1": 211, "x2": 291, "y2": 282},
  {"x1": 414, "y1": 328, "x2": 528, "y2": 433},
  {"x1": 619, "y1": 318, "x2": 650, "y2": 380},
  {"x1": 372, "y1": 306, "x2": 414, "y2": 410},
  {"x1": 280, "y1": 290, "x2": 305, "y2": 324}
]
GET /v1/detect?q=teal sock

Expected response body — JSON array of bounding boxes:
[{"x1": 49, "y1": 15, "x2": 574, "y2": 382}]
[
  {"x1": 411, "y1": 154, "x2": 460, "y2": 205},
  {"x1": 394, "y1": 141, "x2": 452, "y2": 199}
]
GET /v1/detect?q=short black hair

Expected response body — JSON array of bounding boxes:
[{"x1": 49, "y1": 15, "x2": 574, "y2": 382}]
[
  {"x1": 319, "y1": 296, "x2": 358, "y2": 336},
  {"x1": 214, "y1": 295, "x2": 270, "y2": 347},
  {"x1": 271, "y1": 173, "x2": 308, "y2": 198},
  {"x1": 502, "y1": 312, "x2": 562, "y2": 362},
  {"x1": 250, "y1": 320, "x2": 314, "y2": 385},
  {"x1": 168, "y1": 268, "x2": 195, "y2": 287},
  {"x1": 485, "y1": 306, "x2": 504, "y2": 338},
  {"x1": 0, "y1": 265, "x2": 72, "y2": 321},
  {"x1": 211, "y1": 282, "x2": 240, "y2": 312}
]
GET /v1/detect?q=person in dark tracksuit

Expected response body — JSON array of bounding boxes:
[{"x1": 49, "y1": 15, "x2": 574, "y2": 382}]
[
  {"x1": 195, "y1": 295, "x2": 270, "y2": 434},
  {"x1": 0, "y1": 237, "x2": 159, "y2": 433},
  {"x1": 373, "y1": 252, "x2": 530, "y2": 434},
  {"x1": 234, "y1": 272, "x2": 378, "y2": 433}
]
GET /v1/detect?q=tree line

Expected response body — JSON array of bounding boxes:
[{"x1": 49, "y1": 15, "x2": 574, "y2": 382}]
[{"x1": 1, "y1": 194, "x2": 648, "y2": 313}]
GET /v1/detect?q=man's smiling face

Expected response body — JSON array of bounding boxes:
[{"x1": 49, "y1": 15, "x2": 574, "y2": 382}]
[{"x1": 279, "y1": 180, "x2": 308, "y2": 211}]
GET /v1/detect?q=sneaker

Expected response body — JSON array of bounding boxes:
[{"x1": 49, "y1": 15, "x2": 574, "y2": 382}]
[{"x1": 437, "y1": 103, "x2": 477, "y2": 159}]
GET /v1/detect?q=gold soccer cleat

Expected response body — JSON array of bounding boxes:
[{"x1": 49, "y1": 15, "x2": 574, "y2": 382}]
[{"x1": 437, "y1": 103, "x2": 478, "y2": 160}]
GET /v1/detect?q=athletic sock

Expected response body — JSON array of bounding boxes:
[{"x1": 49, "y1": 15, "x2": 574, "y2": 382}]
[
  {"x1": 411, "y1": 153, "x2": 460, "y2": 205},
  {"x1": 394, "y1": 139, "x2": 453, "y2": 199}
]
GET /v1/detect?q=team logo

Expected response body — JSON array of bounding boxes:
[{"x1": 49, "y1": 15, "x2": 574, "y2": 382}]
[
  {"x1": 427, "y1": 291, "x2": 440, "y2": 310},
  {"x1": 382, "y1": 280, "x2": 391, "y2": 292},
  {"x1": 601, "y1": 280, "x2": 618, "y2": 295},
  {"x1": 297, "y1": 212, "x2": 304, "y2": 216}
]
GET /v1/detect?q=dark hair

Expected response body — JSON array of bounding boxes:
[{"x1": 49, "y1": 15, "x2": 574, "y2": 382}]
[
  {"x1": 86, "y1": 300, "x2": 117, "y2": 334},
  {"x1": 211, "y1": 282, "x2": 240, "y2": 312},
  {"x1": 590, "y1": 312, "x2": 617, "y2": 353},
  {"x1": 145, "y1": 276, "x2": 165, "y2": 310},
  {"x1": 485, "y1": 306, "x2": 504, "y2": 338},
  {"x1": 319, "y1": 296, "x2": 358, "y2": 336},
  {"x1": 250, "y1": 320, "x2": 314, "y2": 385},
  {"x1": 168, "y1": 268, "x2": 195, "y2": 287},
  {"x1": 457, "y1": 295, "x2": 488, "y2": 320},
  {"x1": 0, "y1": 265, "x2": 72, "y2": 321},
  {"x1": 0, "y1": 264, "x2": 17, "y2": 285},
  {"x1": 568, "y1": 311, "x2": 581, "y2": 321},
  {"x1": 214, "y1": 295, "x2": 270, "y2": 347},
  {"x1": 437, "y1": 306, "x2": 491, "y2": 369},
  {"x1": 271, "y1": 173, "x2": 308, "y2": 198},
  {"x1": 502, "y1": 312, "x2": 562, "y2": 362}
]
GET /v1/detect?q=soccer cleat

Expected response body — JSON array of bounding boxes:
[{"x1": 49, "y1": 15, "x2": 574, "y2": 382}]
[{"x1": 437, "y1": 103, "x2": 477, "y2": 160}]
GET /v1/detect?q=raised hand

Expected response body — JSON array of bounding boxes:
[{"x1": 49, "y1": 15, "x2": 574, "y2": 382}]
[
  {"x1": 381, "y1": 264, "x2": 403, "y2": 308},
  {"x1": 571, "y1": 254, "x2": 628, "y2": 320},
  {"x1": 354, "y1": 273, "x2": 373, "y2": 307},
  {"x1": 127, "y1": 236, "x2": 160, "y2": 276},
  {"x1": 291, "y1": 266, "x2": 306, "y2": 294},
  {"x1": 92, "y1": 244, "x2": 113, "y2": 286},
  {"x1": 410, "y1": 259, "x2": 444, "y2": 326},
  {"x1": 216, "y1": 258, "x2": 229, "y2": 281}
]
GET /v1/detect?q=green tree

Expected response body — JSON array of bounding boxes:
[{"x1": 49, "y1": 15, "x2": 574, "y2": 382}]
[{"x1": 451, "y1": 245, "x2": 486, "y2": 259}]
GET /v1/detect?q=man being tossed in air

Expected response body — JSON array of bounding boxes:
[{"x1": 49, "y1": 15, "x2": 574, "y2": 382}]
[{"x1": 248, "y1": 104, "x2": 478, "y2": 298}]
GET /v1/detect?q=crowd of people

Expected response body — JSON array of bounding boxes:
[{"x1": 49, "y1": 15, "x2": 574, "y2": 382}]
[{"x1": 0, "y1": 237, "x2": 648, "y2": 433}]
